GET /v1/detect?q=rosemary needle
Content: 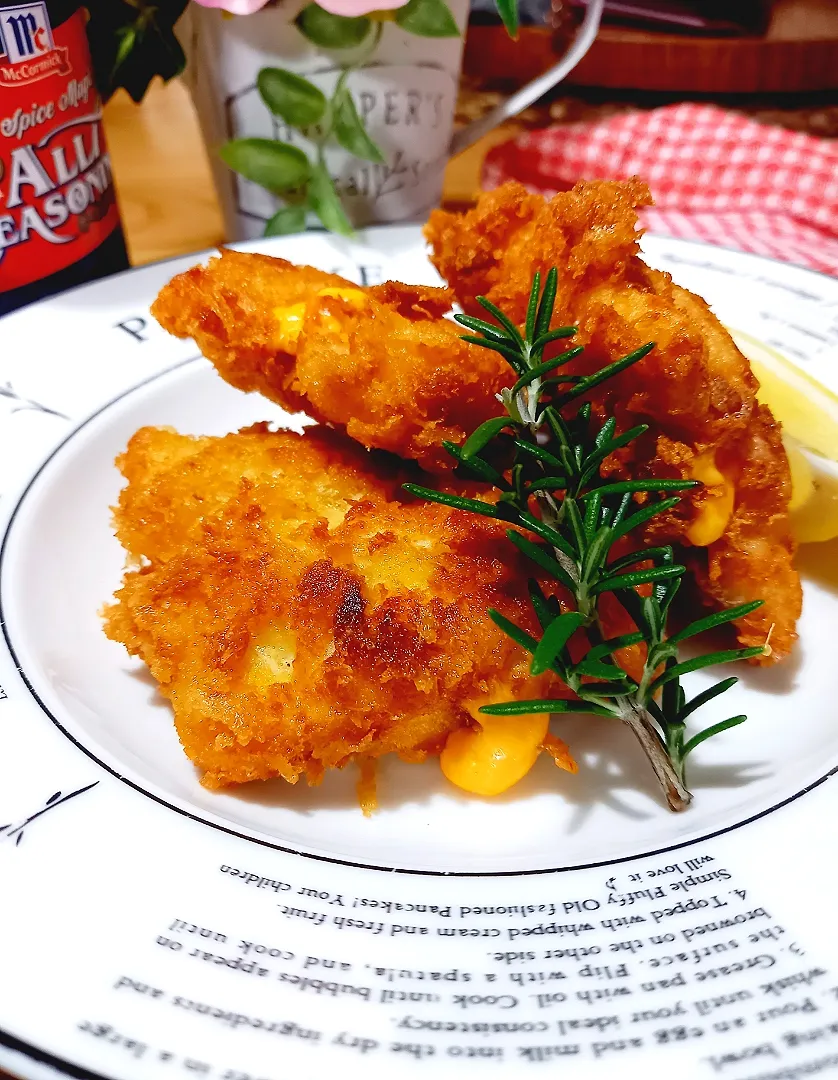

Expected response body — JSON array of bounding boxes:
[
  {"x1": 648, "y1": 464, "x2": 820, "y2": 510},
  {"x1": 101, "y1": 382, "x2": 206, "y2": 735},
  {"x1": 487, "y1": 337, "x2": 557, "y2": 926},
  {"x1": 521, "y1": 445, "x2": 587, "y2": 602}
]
[{"x1": 405, "y1": 269, "x2": 764, "y2": 812}]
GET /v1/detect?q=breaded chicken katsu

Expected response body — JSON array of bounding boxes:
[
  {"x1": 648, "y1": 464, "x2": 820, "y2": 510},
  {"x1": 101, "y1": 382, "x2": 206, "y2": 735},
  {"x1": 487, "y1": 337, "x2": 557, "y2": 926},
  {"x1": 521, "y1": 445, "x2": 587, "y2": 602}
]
[
  {"x1": 104, "y1": 425, "x2": 577, "y2": 795},
  {"x1": 425, "y1": 180, "x2": 801, "y2": 661},
  {"x1": 151, "y1": 179, "x2": 800, "y2": 662},
  {"x1": 152, "y1": 253, "x2": 507, "y2": 473}
]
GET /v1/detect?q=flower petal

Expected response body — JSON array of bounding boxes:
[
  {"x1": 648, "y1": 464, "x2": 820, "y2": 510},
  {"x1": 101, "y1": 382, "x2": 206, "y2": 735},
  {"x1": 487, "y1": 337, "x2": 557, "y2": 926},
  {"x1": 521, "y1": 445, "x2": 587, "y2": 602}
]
[
  {"x1": 317, "y1": 0, "x2": 405, "y2": 14},
  {"x1": 193, "y1": 0, "x2": 273, "y2": 12}
]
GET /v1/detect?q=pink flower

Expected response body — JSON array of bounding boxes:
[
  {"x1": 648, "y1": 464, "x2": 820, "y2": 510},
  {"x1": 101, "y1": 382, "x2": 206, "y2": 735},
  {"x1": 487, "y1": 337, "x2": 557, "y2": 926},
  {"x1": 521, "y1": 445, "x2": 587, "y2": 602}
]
[
  {"x1": 192, "y1": 0, "x2": 272, "y2": 13},
  {"x1": 315, "y1": 0, "x2": 406, "y2": 15}
]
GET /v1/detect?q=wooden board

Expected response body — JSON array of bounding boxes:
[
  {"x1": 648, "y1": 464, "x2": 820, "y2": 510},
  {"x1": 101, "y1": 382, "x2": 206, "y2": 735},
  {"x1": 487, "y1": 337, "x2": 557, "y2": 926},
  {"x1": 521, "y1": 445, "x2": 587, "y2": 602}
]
[{"x1": 463, "y1": 23, "x2": 838, "y2": 94}]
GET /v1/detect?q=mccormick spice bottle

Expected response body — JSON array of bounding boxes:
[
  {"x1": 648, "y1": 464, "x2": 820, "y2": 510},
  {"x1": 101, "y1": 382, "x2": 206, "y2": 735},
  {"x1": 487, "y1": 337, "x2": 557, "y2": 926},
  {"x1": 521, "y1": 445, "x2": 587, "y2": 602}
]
[{"x1": 0, "y1": 0, "x2": 128, "y2": 316}]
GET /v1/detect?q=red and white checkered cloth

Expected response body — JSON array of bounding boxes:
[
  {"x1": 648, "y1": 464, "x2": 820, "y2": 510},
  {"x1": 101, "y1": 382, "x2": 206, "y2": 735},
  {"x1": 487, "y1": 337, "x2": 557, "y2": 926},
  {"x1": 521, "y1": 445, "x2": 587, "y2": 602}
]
[{"x1": 483, "y1": 103, "x2": 838, "y2": 277}]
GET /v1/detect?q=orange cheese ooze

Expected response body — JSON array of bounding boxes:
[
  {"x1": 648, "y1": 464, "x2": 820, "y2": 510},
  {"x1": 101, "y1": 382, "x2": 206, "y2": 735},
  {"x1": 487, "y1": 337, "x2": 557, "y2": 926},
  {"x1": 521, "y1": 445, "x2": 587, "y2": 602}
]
[
  {"x1": 687, "y1": 451, "x2": 735, "y2": 547},
  {"x1": 272, "y1": 302, "x2": 307, "y2": 352},
  {"x1": 440, "y1": 714, "x2": 551, "y2": 797}
]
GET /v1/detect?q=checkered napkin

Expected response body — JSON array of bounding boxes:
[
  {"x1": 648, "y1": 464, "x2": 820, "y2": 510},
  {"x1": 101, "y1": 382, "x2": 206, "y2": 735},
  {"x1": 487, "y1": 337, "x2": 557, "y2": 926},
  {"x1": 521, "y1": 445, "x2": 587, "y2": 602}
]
[{"x1": 482, "y1": 103, "x2": 838, "y2": 277}]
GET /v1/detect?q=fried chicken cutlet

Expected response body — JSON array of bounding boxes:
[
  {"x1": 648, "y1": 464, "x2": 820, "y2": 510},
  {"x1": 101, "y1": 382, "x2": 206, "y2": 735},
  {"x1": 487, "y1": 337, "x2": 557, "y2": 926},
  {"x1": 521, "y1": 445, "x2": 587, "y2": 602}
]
[
  {"x1": 151, "y1": 252, "x2": 507, "y2": 472},
  {"x1": 149, "y1": 182, "x2": 800, "y2": 661},
  {"x1": 425, "y1": 180, "x2": 802, "y2": 661},
  {"x1": 104, "y1": 424, "x2": 576, "y2": 792}
]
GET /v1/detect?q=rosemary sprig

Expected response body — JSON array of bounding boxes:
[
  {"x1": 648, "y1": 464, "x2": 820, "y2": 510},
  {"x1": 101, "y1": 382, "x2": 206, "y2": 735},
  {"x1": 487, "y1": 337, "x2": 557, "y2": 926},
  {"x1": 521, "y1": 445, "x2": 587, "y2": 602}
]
[{"x1": 405, "y1": 269, "x2": 764, "y2": 812}]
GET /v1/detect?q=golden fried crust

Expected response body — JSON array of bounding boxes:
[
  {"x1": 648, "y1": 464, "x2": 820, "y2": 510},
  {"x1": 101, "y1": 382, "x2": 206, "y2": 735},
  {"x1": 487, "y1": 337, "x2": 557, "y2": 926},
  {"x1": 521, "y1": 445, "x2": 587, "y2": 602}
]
[
  {"x1": 426, "y1": 180, "x2": 801, "y2": 661},
  {"x1": 425, "y1": 178, "x2": 654, "y2": 323},
  {"x1": 294, "y1": 291, "x2": 507, "y2": 472},
  {"x1": 151, "y1": 251, "x2": 506, "y2": 472},
  {"x1": 104, "y1": 425, "x2": 570, "y2": 788},
  {"x1": 150, "y1": 250, "x2": 350, "y2": 414}
]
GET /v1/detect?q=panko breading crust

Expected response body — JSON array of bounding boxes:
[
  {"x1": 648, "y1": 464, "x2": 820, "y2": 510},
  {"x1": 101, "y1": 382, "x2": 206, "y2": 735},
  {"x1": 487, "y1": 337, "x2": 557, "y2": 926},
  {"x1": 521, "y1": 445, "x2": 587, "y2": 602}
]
[
  {"x1": 151, "y1": 182, "x2": 800, "y2": 661},
  {"x1": 104, "y1": 425, "x2": 571, "y2": 789},
  {"x1": 425, "y1": 180, "x2": 802, "y2": 661},
  {"x1": 151, "y1": 252, "x2": 507, "y2": 473}
]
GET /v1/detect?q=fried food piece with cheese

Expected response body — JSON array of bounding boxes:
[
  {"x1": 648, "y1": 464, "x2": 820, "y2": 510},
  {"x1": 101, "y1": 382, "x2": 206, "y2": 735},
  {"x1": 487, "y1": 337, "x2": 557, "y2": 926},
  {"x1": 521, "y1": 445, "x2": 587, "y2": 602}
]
[
  {"x1": 425, "y1": 179, "x2": 801, "y2": 661},
  {"x1": 151, "y1": 251, "x2": 507, "y2": 472},
  {"x1": 104, "y1": 424, "x2": 576, "y2": 792}
]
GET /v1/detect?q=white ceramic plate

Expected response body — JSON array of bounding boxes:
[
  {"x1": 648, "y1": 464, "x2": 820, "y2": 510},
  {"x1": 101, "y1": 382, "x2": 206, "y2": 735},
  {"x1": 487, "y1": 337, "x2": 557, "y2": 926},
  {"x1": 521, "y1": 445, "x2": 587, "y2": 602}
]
[{"x1": 1, "y1": 229, "x2": 838, "y2": 1080}]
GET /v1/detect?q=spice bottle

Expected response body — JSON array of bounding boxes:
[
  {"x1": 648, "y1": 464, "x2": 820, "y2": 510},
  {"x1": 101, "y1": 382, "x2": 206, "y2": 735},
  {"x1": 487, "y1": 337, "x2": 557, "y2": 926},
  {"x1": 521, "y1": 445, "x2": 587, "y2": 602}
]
[{"x1": 0, "y1": 0, "x2": 129, "y2": 316}]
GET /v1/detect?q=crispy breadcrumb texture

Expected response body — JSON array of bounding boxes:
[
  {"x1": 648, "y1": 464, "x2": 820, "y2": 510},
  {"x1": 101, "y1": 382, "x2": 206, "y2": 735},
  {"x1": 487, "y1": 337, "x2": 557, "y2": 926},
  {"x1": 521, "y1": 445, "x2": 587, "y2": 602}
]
[
  {"x1": 151, "y1": 251, "x2": 507, "y2": 472},
  {"x1": 426, "y1": 180, "x2": 801, "y2": 661},
  {"x1": 104, "y1": 425, "x2": 571, "y2": 789}
]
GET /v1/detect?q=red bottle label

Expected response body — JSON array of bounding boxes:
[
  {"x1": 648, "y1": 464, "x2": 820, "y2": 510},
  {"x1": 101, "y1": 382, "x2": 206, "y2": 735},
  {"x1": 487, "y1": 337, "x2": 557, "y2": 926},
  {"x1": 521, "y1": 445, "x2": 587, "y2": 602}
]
[{"x1": 0, "y1": 4, "x2": 120, "y2": 293}]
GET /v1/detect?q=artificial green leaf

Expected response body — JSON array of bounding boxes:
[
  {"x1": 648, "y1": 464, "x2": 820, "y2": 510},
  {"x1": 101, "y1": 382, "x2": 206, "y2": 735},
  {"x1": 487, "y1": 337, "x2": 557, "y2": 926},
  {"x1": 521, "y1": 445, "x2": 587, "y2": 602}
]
[
  {"x1": 333, "y1": 85, "x2": 385, "y2": 163},
  {"x1": 395, "y1": 0, "x2": 460, "y2": 36},
  {"x1": 296, "y1": 4, "x2": 371, "y2": 48},
  {"x1": 308, "y1": 161, "x2": 354, "y2": 236},
  {"x1": 219, "y1": 139, "x2": 310, "y2": 193},
  {"x1": 264, "y1": 204, "x2": 308, "y2": 237},
  {"x1": 257, "y1": 68, "x2": 327, "y2": 128}
]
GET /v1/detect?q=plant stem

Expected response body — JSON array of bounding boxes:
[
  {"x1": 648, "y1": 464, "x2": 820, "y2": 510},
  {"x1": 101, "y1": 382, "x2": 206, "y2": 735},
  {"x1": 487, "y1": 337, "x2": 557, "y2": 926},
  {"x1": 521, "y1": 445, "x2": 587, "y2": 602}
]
[{"x1": 620, "y1": 701, "x2": 692, "y2": 811}]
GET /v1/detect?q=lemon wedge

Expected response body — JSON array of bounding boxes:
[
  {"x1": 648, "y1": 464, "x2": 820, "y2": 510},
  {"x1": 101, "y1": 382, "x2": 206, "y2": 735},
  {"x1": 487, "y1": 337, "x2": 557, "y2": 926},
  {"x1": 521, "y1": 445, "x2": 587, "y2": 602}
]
[{"x1": 731, "y1": 330, "x2": 838, "y2": 544}]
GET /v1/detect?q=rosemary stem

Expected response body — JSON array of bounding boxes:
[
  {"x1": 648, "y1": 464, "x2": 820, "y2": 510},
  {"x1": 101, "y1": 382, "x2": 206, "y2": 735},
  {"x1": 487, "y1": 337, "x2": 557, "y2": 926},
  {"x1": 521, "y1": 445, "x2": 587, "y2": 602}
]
[{"x1": 621, "y1": 700, "x2": 692, "y2": 812}]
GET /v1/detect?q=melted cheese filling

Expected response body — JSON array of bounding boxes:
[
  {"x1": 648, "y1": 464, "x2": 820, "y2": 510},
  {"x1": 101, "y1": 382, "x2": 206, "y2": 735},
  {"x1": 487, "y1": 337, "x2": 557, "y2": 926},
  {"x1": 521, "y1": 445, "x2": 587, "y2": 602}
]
[
  {"x1": 686, "y1": 451, "x2": 735, "y2": 547},
  {"x1": 440, "y1": 710, "x2": 550, "y2": 796}
]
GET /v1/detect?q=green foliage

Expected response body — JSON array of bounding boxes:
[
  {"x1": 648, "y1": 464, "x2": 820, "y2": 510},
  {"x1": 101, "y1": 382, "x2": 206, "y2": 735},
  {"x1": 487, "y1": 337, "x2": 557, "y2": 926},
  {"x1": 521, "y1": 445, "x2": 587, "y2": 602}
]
[
  {"x1": 409, "y1": 270, "x2": 767, "y2": 812},
  {"x1": 87, "y1": 0, "x2": 188, "y2": 103},
  {"x1": 308, "y1": 161, "x2": 354, "y2": 236},
  {"x1": 257, "y1": 68, "x2": 328, "y2": 128},
  {"x1": 296, "y1": 4, "x2": 372, "y2": 48},
  {"x1": 394, "y1": 0, "x2": 460, "y2": 36},
  {"x1": 333, "y1": 85, "x2": 385, "y2": 163},
  {"x1": 265, "y1": 205, "x2": 308, "y2": 236},
  {"x1": 218, "y1": 138, "x2": 310, "y2": 192},
  {"x1": 493, "y1": 0, "x2": 519, "y2": 38}
]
